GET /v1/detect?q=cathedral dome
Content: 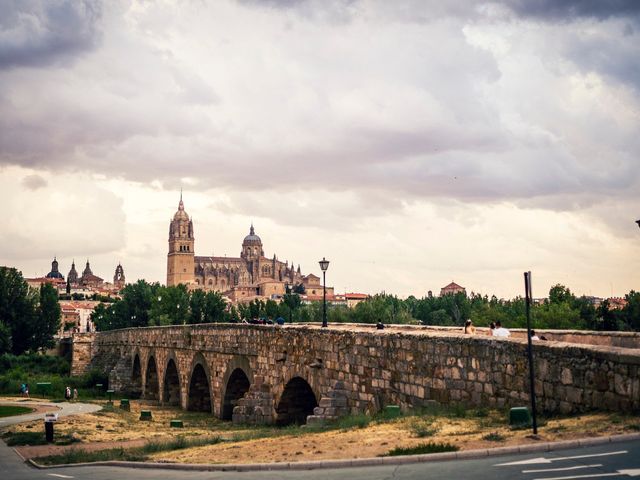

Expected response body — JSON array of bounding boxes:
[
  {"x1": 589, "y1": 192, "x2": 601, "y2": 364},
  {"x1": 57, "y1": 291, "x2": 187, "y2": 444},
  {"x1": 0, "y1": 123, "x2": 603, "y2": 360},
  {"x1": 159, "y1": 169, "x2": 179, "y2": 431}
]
[{"x1": 242, "y1": 224, "x2": 262, "y2": 245}]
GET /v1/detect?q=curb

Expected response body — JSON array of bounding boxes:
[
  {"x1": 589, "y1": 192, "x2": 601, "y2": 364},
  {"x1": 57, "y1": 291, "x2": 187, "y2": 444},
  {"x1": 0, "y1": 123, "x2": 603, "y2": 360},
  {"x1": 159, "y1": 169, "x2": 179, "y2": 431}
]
[{"x1": 26, "y1": 432, "x2": 640, "y2": 472}]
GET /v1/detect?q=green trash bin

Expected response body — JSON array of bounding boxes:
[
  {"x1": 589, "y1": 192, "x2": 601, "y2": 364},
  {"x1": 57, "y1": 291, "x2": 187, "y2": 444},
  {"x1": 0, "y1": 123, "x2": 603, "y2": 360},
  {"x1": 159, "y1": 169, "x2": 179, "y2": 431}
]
[
  {"x1": 383, "y1": 405, "x2": 401, "y2": 418},
  {"x1": 509, "y1": 407, "x2": 532, "y2": 427},
  {"x1": 170, "y1": 419, "x2": 184, "y2": 428},
  {"x1": 119, "y1": 399, "x2": 130, "y2": 411},
  {"x1": 140, "y1": 410, "x2": 153, "y2": 421},
  {"x1": 36, "y1": 382, "x2": 52, "y2": 399}
]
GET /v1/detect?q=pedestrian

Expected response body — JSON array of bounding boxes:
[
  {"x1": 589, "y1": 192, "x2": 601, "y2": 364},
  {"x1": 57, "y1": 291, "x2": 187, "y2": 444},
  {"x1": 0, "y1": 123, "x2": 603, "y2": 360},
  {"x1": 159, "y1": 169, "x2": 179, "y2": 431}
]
[
  {"x1": 20, "y1": 383, "x2": 26, "y2": 397},
  {"x1": 464, "y1": 319, "x2": 476, "y2": 334},
  {"x1": 493, "y1": 321, "x2": 511, "y2": 337},
  {"x1": 73, "y1": 388, "x2": 78, "y2": 401},
  {"x1": 376, "y1": 320, "x2": 385, "y2": 330},
  {"x1": 24, "y1": 383, "x2": 29, "y2": 398},
  {"x1": 530, "y1": 330, "x2": 540, "y2": 341},
  {"x1": 489, "y1": 322, "x2": 496, "y2": 335},
  {"x1": 65, "y1": 386, "x2": 71, "y2": 401}
]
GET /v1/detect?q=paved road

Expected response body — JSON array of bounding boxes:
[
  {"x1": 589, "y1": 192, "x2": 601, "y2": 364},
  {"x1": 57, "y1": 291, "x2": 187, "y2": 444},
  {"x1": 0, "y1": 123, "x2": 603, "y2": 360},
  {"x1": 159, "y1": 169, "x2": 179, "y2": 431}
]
[
  {"x1": 0, "y1": 401, "x2": 101, "y2": 427},
  {"x1": 2, "y1": 438, "x2": 639, "y2": 480}
]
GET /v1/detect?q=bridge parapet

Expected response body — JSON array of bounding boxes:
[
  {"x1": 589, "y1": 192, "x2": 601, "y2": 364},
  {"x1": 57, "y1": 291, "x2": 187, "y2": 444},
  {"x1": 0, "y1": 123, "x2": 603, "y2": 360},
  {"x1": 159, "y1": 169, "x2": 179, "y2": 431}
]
[{"x1": 71, "y1": 324, "x2": 640, "y2": 423}]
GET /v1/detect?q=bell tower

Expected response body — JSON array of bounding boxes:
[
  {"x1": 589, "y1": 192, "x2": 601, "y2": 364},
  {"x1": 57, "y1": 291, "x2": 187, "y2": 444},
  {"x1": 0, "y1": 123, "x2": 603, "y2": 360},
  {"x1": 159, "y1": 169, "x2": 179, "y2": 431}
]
[{"x1": 166, "y1": 192, "x2": 195, "y2": 287}]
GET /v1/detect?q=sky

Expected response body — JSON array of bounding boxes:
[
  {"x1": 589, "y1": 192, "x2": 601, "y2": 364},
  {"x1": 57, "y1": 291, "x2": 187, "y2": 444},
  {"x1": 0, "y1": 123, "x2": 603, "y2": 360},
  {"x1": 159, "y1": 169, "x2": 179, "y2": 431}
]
[{"x1": 0, "y1": 0, "x2": 639, "y2": 300}]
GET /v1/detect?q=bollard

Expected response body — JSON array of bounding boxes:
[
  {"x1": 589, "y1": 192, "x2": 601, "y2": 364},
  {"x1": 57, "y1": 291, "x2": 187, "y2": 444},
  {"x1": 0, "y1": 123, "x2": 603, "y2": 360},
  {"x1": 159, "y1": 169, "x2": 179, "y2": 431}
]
[
  {"x1": 139, "y1": 410, "x2": 152, "y2": 421},
  {"x1": 119, "y1": 399, "x2": 130, "y2": 411}
]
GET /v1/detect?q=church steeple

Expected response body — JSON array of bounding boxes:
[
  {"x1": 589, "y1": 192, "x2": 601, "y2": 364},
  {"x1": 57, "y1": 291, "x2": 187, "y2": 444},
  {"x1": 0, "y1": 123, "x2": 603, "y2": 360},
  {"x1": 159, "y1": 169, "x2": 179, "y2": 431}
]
[{"x1": 167, "y1": 192, "x2": 195, "y2": 287}]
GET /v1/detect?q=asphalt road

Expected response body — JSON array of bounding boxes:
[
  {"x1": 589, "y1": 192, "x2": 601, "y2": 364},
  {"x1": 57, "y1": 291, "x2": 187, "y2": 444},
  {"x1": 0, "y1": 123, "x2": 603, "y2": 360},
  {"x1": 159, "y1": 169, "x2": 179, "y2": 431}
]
[
  {"x1": 0, "y1": 401, "x2": 102, "y2": 427},
  {"x1": 2, "y1": 438, "x2": 638, "y2": 480}
]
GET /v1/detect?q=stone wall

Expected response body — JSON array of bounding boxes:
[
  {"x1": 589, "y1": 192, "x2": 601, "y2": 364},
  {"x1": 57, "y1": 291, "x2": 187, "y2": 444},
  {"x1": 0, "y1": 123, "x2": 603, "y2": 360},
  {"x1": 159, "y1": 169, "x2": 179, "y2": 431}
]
[
  {"x1": 70, "y1": 333, "x2": 96, "y2": 376},
  {"x1": 75, "y1": 325, "x2": 640, "y2": 423}
]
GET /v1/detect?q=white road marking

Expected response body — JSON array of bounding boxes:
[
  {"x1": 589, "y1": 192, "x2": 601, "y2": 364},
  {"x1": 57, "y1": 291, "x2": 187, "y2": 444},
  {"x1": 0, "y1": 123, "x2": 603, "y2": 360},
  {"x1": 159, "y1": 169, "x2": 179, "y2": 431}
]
[
  {"x1": 523, "y1": 464, "x2": 603, "y2": 473},
  {"x1": 496, "y1": 451, "x2": 628, "y2": 466},
  {"x1": 532, "y1": 469, "x2": 640, "y2": 480},
  {"x1": 47, "y1": 474, "x2": 74, "y2": 479}
]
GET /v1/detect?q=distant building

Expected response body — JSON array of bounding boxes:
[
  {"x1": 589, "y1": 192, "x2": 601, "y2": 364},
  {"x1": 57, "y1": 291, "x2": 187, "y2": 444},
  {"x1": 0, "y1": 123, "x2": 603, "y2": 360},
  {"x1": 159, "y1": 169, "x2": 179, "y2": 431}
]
[
  {"x1": 345, "y1": 293, "x2": 369, "y2": 308},
  {"x1": 440, "y1": 281, "x2": 466, "y2": 296},
  {"x1": 113, "y1": 263, "x2": 125, "y2": 291},
  {"x1": 166, "y1": 195, "x2": 333, "y2": 303},
  {"x1": 45, "y1": 257, "x2": 64, "y2": 280}
]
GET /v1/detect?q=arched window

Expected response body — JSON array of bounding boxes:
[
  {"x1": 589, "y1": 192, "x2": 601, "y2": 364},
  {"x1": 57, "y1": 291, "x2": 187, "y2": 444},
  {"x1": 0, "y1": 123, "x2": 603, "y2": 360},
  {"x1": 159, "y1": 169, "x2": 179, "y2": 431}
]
[{"x1": 208, "y1": 279, "x2": 213, "y2": 286}]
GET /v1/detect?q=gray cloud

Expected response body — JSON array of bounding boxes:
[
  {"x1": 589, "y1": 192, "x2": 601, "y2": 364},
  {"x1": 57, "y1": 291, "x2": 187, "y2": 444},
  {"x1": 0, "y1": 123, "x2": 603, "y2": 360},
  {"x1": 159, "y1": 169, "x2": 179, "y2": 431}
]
[
  {"x1": 21, "y1": 174, "x2": 47, "y2": 190},
  {"x1": 0, "y1": 0, "x2": 102, "y2": 69},
  {"x1": 502, "y1": 0, "x2": 640, "y2": 22}
]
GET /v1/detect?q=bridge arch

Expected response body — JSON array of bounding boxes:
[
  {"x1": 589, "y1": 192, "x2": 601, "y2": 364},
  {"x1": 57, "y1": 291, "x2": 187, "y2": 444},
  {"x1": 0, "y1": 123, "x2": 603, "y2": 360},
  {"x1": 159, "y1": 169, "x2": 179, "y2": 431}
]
[
  {"x1": 162, "y1": 354, "x2": 181, "y2": 406},
  {"x1": 220, "y1": 356, "x2": 253, "y2": 420},
  {"x1": 130, "y1": 352, "x2": 142, "y2": 399},
  {"x1": 275, "y1": 375, "x2": 318, "y2": 426},
  {"x1": 187, "y1": 353, "x2": 213, "y2": 413},
  {"x1": 144, "y1": 354, "x2": 159, "y2": 401}
]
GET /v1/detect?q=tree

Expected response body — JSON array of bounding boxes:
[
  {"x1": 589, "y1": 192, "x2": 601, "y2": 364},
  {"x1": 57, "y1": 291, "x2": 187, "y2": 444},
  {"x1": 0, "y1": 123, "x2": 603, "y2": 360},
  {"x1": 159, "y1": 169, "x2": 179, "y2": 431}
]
[
  {"x1": 282, "y1": 293, "x2": 301, "y2": 322},
  {"x1": 549, "y1": 284, "x2": 575, "y2": 305},
  {"x1": 189, "y1": 289, "x2": 206, "y2": 324},
  {"x1": 32, "y1": 283, "x2": 61, "y2": 351},
  {"x1": 0, "y1": 267, "x2": 37, "y2": 354},
  {"x1": 204, "y1": 291, "x2": 227, "y2": 323}
]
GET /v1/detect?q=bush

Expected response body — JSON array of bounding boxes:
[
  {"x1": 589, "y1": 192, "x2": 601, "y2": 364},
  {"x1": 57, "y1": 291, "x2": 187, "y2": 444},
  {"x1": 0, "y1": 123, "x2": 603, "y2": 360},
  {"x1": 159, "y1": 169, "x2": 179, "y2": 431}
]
[{"x1": 385, "y1": 442, "x2": 459, "y2": 456}]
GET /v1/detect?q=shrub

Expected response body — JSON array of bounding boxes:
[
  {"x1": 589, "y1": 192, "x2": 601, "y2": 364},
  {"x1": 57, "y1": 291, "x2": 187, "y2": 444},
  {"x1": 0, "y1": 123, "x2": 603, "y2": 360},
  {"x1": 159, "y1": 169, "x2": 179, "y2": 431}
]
[{"x1": 385, "y1": 442, "x2": 459, "y2": 456}]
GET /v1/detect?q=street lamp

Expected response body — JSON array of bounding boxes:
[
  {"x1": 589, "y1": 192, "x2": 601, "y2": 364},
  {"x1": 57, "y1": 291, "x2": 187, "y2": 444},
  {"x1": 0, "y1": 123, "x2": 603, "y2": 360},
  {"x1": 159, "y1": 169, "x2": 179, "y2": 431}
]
[{"x1": 319, "y1": 257, "x2": 330, "y2": 328}]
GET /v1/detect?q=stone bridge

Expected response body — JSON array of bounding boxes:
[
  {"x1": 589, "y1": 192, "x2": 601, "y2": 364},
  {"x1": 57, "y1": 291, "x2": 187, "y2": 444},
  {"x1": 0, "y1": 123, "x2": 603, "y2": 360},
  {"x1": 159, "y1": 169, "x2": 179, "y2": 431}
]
[{"x1": 71, "y1": 324, "x2": 640, "y2": 425}]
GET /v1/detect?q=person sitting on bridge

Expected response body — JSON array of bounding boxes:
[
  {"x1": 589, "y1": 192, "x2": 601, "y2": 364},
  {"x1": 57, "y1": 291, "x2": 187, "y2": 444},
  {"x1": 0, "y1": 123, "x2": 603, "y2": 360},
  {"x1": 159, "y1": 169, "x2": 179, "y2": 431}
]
[
  {"x1": 492, "y1": 321, "x2": 511, "y2": 337},
  {"x1": 376, "y1": 321, "x2": 385, "y2": 330},
  {"x1": 464, "y1": 319, "x2": 476, "y2": 334}
]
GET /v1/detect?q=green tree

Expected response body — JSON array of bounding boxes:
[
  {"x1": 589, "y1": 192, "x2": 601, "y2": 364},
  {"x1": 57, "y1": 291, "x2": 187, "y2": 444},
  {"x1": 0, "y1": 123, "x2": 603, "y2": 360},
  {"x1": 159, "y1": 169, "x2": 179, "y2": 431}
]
[
  {"x1": 33, "y1": 283, "x2": 61, "y2": 351},
  {"x1": 204, "y1": 291, "x2": 227, "y2": 323},
  {"x1": 265, "y1": 299, "x2": 279, "y2": 320},
  {"x1": 621, "y1": 291, "x2": 640, "y2": 331},
  {"x1": 189, "y1": 289, "x2": 206, "y2": 324},
  {"x1": 548, "y1": 284, "x2": 575, "y2": 305},
  {"x1": 0, "y1": 267, "x2": 37, "y2": 354},
  {"x1": 282, "y1": 293, "x2": 301, "y2": 322}
]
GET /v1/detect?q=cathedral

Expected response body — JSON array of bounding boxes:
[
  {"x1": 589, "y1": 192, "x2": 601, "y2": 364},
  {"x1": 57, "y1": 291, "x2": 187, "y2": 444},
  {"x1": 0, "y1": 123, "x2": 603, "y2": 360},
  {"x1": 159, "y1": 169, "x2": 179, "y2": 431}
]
[{"x1": 166, "y1": 195, "x2": 330, "y2": 302}]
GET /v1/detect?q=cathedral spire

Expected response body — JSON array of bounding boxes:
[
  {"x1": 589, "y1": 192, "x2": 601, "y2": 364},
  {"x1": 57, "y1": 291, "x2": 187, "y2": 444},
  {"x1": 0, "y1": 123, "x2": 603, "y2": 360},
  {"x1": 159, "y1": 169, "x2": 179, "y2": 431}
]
[
  {"x1": 178, "y1": 189, "x2": 184, "y2": 211},
  {"x1": 250, "y1": 222, "x2": 255, "y2": 236}
]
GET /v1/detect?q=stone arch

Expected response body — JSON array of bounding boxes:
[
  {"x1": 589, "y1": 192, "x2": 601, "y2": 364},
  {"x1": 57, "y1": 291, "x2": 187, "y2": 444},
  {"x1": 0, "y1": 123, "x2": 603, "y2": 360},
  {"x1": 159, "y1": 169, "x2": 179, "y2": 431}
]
[
  {"x1": 163, "y1": 356, "x2": 181, "y2": 406},
  {"x1": 220, "y1": 356, "x2": 253, "y2": 420},
  {"x1": 145, "y1": 355, "x2": 159, "y2": 401},
  {"x1": 275, "y1": 376, "x2": 318, "y2": 426},
  {"x1": 187, "y1": 353, "x2": 213, "y2": 413},
  {"x1": 130, "y1": 352, "x2": 142, "y2": 399}
]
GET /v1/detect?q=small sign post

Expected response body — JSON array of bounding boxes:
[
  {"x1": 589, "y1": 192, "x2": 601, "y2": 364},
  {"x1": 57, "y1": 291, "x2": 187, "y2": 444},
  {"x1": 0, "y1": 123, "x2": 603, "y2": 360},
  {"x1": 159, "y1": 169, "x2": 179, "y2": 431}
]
[{"x1": 524, "y1": 271, "x2": 538, "y2": 435}]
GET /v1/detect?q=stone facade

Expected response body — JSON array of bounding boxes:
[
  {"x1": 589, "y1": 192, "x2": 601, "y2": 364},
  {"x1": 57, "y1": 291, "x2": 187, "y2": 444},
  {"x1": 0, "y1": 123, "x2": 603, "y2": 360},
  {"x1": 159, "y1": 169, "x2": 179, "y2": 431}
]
[
  {"x1": 166, "y1": 196, "x2": 332, "y2": 302},
  {"x1": 72, "y1": 325, "x2": 640, "y2": 425}
]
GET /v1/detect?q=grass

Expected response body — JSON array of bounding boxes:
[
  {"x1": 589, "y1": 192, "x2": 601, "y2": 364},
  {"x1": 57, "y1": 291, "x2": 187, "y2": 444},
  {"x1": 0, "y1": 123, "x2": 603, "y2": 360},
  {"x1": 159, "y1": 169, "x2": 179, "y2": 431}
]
[
  {"x1": 407, "y1": 418, "x2": 438, "y2": 438},
  {"x1": 482, "y1": 432, "x2": 506, "y2": 442},
  {"x1": 385, "y1": 442, "x2": 459, "y2": 456},
  {"x1": 2, "y1": 430, "x2": 80, "y2": 446},
  {"x1": 34, "y1": 435, "x2": 224, "y2": 465},
  {"x1": 0, "y1": 405, "x2": 33, "y2": 417}
]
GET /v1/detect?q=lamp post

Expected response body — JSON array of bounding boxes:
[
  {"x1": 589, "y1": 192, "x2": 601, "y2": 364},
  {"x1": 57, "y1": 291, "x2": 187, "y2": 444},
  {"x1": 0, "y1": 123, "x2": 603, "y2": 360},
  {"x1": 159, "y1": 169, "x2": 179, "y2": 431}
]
[{"x1": 319, "y1": 257, "x2": 330, "y2": 328}]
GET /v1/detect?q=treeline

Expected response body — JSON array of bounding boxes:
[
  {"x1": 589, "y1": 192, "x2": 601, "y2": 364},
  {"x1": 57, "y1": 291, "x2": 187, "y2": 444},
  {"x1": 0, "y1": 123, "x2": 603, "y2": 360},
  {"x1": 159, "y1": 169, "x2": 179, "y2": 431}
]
[
  {"x1": 0, "y1": 267, "x2": 61, "y2": 355},
  {"x1": 91, "y1": 280, "x2": 640, "y2": 332}
]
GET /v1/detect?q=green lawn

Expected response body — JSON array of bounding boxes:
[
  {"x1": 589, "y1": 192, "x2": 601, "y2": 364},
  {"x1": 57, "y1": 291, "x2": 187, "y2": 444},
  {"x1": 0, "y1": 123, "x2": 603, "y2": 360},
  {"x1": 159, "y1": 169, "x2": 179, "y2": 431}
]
[{"x1": 0, "y1": 405, "x2": 33, "y2": 418}]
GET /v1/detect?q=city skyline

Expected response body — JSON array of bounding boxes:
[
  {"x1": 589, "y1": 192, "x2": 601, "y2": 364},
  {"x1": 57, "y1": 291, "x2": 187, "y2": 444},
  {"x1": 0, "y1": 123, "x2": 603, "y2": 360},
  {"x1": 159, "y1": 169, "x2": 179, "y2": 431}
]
[{"x1": 1, "y1": 1, "x2": 639, "y2": 299}]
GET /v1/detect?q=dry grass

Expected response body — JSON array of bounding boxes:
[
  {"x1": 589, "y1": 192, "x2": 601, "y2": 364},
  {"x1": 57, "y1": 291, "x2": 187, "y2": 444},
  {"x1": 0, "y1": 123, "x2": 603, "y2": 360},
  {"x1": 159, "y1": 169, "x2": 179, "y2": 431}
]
[{"x1": 2, "y1": 398, "x2": 638, "y2": 466}]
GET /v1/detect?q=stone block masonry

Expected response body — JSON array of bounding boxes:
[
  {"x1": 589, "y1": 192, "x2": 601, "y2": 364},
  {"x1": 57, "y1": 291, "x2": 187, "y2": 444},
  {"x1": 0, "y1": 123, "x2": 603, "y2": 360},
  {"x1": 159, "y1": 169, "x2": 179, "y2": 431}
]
[{"x1": 71, "y1": 324, "x2": 640, "y2": 425}]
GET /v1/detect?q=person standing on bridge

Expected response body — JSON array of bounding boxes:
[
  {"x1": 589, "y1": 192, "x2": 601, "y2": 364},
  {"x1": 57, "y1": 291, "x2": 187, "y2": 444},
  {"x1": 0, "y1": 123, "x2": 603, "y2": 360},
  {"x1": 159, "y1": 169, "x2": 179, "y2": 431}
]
[{"x1": 464, "y1": 319, "x2": 476, "y2": 334}]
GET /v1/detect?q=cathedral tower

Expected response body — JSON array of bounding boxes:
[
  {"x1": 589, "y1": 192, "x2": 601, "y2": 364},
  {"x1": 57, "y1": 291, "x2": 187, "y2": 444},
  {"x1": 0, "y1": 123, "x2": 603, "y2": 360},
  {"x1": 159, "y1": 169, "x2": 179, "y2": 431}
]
[
  {"x1": 167, "y1": 193, "x2": 195, "y2": 287},
  {"x1": 113, "y1": 263, "x2": 125, "y2": 290}
]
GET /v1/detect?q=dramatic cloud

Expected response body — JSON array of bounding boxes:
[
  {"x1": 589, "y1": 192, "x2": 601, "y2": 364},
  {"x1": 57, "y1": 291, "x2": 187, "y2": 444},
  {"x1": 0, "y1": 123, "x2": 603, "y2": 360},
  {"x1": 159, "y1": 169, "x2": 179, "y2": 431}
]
[
  {"x1": 0, "y1": 1, "x2": 638, "y2": 297},
  {"x1": 0, "y1": 0, "x2": 102, "y2": 69}
]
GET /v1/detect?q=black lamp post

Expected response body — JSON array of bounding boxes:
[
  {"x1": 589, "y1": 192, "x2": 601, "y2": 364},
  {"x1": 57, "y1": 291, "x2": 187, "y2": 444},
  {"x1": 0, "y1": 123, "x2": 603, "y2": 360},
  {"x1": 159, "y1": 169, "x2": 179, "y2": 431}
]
[{"x1": 319, "y1": 257, "x2": 330, "y2": 328}]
